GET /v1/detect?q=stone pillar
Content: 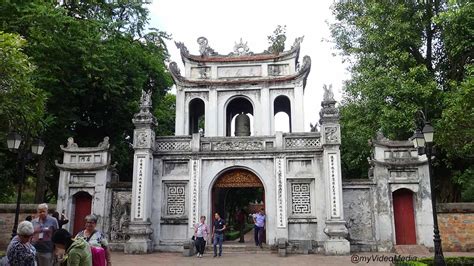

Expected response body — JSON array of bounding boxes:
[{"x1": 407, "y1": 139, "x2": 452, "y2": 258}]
[
  {"x1": 293, "y1": 82, "x2": 305, "y2": 132},
  {"x1": 319, "y1": 85, "x2": 350, "y2": 255},
  {"x1": 261, "y1": 87, "x2": 271, "y2": 135},
  {"x1": 125, "y1": 90, "x2": 156, "y2": 254}
]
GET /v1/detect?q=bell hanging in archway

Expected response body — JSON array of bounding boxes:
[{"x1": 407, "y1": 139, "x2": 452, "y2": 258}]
[{"x1": 234, "y1": 112, "x2": 250, "y2": 136}]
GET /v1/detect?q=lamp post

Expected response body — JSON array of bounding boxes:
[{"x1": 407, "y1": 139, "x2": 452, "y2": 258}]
[
  {"x1": 6, "y1": 132, "x2": 45, "y2": 238},
  {"x1": 411, "y1": 111, "x2": 446, "y2": 266}
]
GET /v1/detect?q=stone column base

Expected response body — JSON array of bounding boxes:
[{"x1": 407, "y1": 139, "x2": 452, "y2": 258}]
[
  {"x1": 124, "y1": 221, "x2": 154, "y2": 254},
  {"x1": 324, "y1": 239, "x2": 350, "y2": 255}
]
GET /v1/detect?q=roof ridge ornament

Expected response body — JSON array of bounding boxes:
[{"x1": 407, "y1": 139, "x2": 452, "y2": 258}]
[
  {"x1": 291, "y1": 36, "x2": 304, "y2": 50},
  {"x1": 230, "y1": 38, "x2": 252, "y2": 56},
  {"x1": 323, "y1": 84, "x2": 335, "y2": 102},
  {"x1": 197, "y1": 37, "x2": 217, "y2": 57}
]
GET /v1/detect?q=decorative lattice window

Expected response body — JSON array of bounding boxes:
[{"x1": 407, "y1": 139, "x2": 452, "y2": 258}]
[
  {"x1": 166, "y1": 184, "x2": 186, "y2": 216},
  {"x1": 291, "y1": 183, "x2": 311, "y2": 215}
]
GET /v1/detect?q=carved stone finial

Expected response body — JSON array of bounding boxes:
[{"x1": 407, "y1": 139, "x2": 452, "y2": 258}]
[
  {"x1": 98, "y1": 136, "x2": 110, "y2": 148},
  {"x1": 175, "y1": 41, "x2": 189, "y2": 56},
  {"x1": 323, "y1": 84, "x2": 335, "y2": 102},
  {"x1": 133, "y1": 90, "x2": 157, "y2": 126},
  {"x1": 375, "y1": 130, "x2": 388, "y2": 141},
  {"x1": 291, "y1": 36, "x2": 304, "y2": 50},
  {"x1": 310, "y1": 123, "x2": 318, "y2": 132},
  {"x1": 319, "y1": 84, "x2": 339, "y2": 124},
  {"x1": 140, "y1": 90, "x2": 152, "y2": 109},
  {"x1": 66, "y1": 137, "x2": 78, "y2": 148},
  {"x1": 231, "y1": 38, "x2": 252, "y2": 56},
  {"x1": 197, "y1": 37, "x2": 217, "y2": 57}
]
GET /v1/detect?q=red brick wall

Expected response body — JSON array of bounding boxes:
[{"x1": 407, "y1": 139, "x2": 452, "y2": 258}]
[
  {"x1": 0, "y1": 204, "x2": 56, "y2": 250},
  {"x1": 438, "y1": 203, "x2": 474, "y2": 252}
]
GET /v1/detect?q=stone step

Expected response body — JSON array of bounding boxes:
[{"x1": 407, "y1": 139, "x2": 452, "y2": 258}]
[
  {"x1": 394, "y1": 245, "x2": 430, "y2": 255},
  {"x1": 204, "y1": 244, "x2": 273, "y2": 253}
]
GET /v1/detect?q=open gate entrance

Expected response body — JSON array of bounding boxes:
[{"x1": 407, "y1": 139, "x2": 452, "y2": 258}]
[{"x1": 211, "y1": 169, "x2": 265, "y2": 244}]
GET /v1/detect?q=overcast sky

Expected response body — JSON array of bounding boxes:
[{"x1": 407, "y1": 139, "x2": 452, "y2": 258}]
[{"x1": 147, "y1": 0, "x2": 349, "y2": 131}]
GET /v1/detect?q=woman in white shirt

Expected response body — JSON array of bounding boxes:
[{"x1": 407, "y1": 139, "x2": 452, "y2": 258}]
[{"x1": 194, "y1": 216, "x2": 209, "y2": 258}]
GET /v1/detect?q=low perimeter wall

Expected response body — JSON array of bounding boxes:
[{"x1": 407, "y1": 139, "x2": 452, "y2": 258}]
[
  {"x1": 0, "y1": 204, "x2": 56, "y2": 250},
  {"x1": 438, "y1": 203, "x2": 474, "y2": 252}
]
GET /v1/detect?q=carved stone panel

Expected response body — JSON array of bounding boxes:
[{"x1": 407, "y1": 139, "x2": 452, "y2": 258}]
[
  {"x1": 217, "y1": 65, "x2": 262, "y2": 78},
  {"x1": 109, "y1": 191, "x2": 132, "y2": 242},
  {"x1": 290, "y1": 183, "x2": 311, "y2": 215},
  {"x1": 70, "y1": 174, "x2": 95, "y2": 184},
  {"x1": 134, "y1": 131, "x2": 150, "y2": 148},
  {"x1": 212, "y1": 141, "x2": 263, "y2": 151},
  {"x1": 275, "y1": 156, "x2": 287, "y2": 228},
  {"x1": 165, "y1": 184, "x2": 186, "y2": 216},
  {"x1": 190, "y1": 67, "x2": 211, "y2": 79},
  {"x1": 328, "y1": 154, "x2": 341, "y2": 218},
  {"x1": 343, "y1": 189, "x2": 374, "y2": 241},
  {"x1": 268, "y1": 64, "x2": 290, "y2": 76},
  {"x1": 163, "y1": 161, "x2": 189, "y2": 176},
  {"x1": 287, "y1": 159, "x2": 313, "y2": 177},
  {"x1": 324, "y1": 126, "x2": 339, "y2": 144}
]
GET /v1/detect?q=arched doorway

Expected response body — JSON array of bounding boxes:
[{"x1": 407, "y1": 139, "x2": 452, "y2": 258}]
[
  {"x1": 225, "y1": 97, "x2": 254, "y2": 136},
  {"x1": 211, "y1": 168, "x2": 265, "y2": 244},
  {"x1": 189, "y1": 98, "x2": 205, "y2": 135},
  {"x1": 72, "y1": 191, "x2": 92, "y2": 236},
  {"x1": 393, "y1": 188, "x2": 417, "y2": 245}
]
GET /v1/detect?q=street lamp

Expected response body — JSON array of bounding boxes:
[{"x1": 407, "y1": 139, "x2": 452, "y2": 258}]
[
  {"x1": 6, "y1": 132, "x2": 45, "y2": 238},
  {"x1": 411, "y1": 111, "x2": 446, "y2": 266}
]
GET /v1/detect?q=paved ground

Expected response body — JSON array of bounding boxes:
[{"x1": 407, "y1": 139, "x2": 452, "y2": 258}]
[{"x1": 111, "y1": 251, "x2": 474, "y2": 266}]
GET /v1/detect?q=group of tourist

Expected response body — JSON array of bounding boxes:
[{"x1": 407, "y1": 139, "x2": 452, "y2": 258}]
[
  {"x1": 193, "y1": 208, "x2": 266, "y2": 258},
  {"x1": 4, "y1": 203, "x2": 111, "y2": 266}
]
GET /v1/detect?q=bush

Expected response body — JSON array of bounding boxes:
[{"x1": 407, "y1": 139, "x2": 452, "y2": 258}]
[{"x1": 396, "y1": 257, "x2": 474, "y2": 266}]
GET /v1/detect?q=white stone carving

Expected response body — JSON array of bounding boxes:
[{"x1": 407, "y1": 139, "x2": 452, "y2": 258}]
[
  {"x1": 268, "y1": 64, "x2": 289, "y2": 76},
  {"x1": 285, "y1": 137, "x2": 322, "y2": 149},
  {"x1": 231, "y1": 38, "x2": 252, "y2": 56},
  {"x1": 197, "y1": 37, "x2": 217, "y2": 56},
  {"x1": 275, "y1": 156, "x2": 287, "y2": 228},
  {"x1": 135, "y1": 157, "x2": 145, "y2": 219},
  {"x1": 136, "y1": 132, "x2": 149, "y2": 148},
  {"x1": 110, "y1": 191, "x2": 131, "y2": 242},
  {"x1": 190, "y1": 160, "x2": 200, "y2": 228},
  {"x1": 155, "y1": 141, "x2": 191, "y2": 151},
  {"x1": 323, "y1": 84, "x2": 334, "y2": 101},
  {"x1": 166, "y1": 184, "x2": 186, "y2": 216},
  {"x1": 217, "y1": 65, "x2": 262, "y2": 78},
  {"x1": 213, "y1": 141, "x2": 263, "y2": 151},
  {"x1": 329, "y1": 154, "x2": 341, "y2": 218},
  {"x1": 291, "y1": 183, "x2": 311, "y2": 214},
  {"x1": 325, "y1": 127, "x2": 339, "y2": 144}
]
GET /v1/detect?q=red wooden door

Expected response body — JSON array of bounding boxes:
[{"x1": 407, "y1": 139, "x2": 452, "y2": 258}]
[
  {"x1": 73, "y1": 192, "x2": 92, "y2": 236},
  {"x1": 393, "y1": 189, "x2": 417, "y2": 245}
]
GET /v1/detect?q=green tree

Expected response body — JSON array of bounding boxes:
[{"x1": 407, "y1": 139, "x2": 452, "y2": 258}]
[
  {"x1": 330, "y1": 0, "x2": 473, "y2": 201},
  {"x1": 0, "y1": 32, "x2": 48, "y2": 202},
  {"x1": 266, "y1": 25, "x2": 287, "y2": 54},
  {"x1": 0, "y1": 1, "x2": 173, "y2": 200}
]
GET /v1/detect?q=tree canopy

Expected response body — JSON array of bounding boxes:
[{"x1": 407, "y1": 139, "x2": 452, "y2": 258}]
[
  {"x1": 0, "y1": 1, "x2": 174, "y2": 202},
  {"x1": 331, "y1": 0, "x2": 473, "y2": 201}
]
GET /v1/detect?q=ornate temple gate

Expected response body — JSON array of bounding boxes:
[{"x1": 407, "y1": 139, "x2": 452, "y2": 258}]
[{"x1": 212, "y1": 169, "x2": 265, "y2": 241}]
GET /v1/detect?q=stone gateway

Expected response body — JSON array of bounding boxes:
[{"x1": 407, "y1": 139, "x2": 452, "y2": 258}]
[{"x1": 55, "y1": 37, "x2": 436, "y2": 255}]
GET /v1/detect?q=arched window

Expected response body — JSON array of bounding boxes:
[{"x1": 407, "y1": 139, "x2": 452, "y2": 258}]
[
  {"x1": 274, "y1": 95, "x2": 291, "y2": 133},
  {"x1": 226, "y1": 97, "x2": 254, "y2": 136},
  {"x1": 189, "y1": 98, "x2": 205, "y2": 135}
]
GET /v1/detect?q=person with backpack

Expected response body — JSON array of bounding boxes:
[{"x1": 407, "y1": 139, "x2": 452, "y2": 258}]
[
  {"x1": 52, "y1": 229, "x2": 92, "y2": 266},
  {"x1": 75, "y1": 215, "x2": 111, "y2": 266}
]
